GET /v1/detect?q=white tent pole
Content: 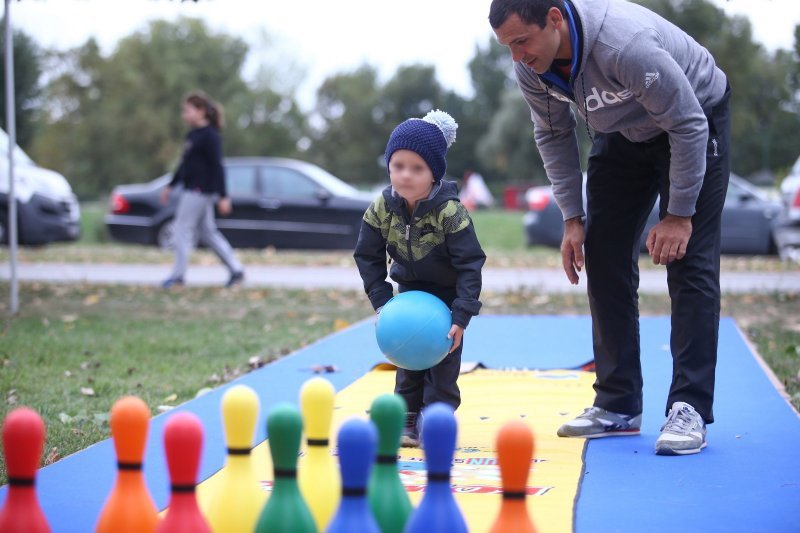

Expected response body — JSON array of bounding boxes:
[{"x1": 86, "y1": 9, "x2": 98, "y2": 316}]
[{"x1": 4, "y1": 0, "x2": 18, "y2": 315}]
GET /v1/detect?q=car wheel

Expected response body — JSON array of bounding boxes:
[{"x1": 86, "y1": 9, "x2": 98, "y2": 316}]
[{"x1": 157, "y1": 219, "x2": 176, "y2": 250}]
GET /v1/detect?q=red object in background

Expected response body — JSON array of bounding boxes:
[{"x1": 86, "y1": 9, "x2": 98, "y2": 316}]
[
  {"x1": 503, "y1": 186, "x2": 525, "y2": 210},
  {"x1": 526, "y1": 187, "x2": 551, "y2": 212},
  {"x1": 0, "y1": 407, "x2": 51, "y2": 533},
  {"x1": 110, "y1": 193, "x2": 130, "y2": 214}
]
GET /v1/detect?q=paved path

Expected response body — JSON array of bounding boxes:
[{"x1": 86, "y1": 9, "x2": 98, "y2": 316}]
[{"x1": 2, "y1": 262, "x2": 798, "y2": 293}]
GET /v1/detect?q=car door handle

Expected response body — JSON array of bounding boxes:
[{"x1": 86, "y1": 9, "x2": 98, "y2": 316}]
[{"x1": 258, "y1": 199, "x2": 282, "y2": 209}]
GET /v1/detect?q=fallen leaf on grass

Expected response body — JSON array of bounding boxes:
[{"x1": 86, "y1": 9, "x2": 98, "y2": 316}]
[
  {"x1": 44, "y1": 447, "x2": 60, "y2": 465},
  {"x1": 163, "y1": 393, "x2": 177, "y2": 403},
  {"x1": 61, "y1": 314, "x2": 78, "y2": 323},
  {"x1": 83, "y1": 294, "x2": 101, "y2": 306},
  {"x1": 80, "y1": 387, "x2": 95, "y2": 397}
]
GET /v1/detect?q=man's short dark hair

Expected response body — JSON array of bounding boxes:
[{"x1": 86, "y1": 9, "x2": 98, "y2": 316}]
[{"x1": 489, "y1": 0, "x2": 567, "y2": 29}]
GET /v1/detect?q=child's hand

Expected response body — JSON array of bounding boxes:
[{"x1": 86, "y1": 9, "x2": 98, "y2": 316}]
[{"x1": 448, "y1": 324, "x2": 464, "y2": 353}]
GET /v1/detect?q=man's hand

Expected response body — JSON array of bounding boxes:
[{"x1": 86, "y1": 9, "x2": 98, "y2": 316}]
[
  {"x1": 448, "y1": 324, "x2": 464, "y2": 353},
  {"x1": 217, "y1": 197, "x2": 232, "y2": 216},
  {"x1": 561, "y1": 216, "x2": 585, "y2": 285},
  {"x1": 159, "y1": 186, "x2": 172, "y2": 205},
  {"x1": 645, "y1": 214, "x2": 692, "y2": 265}
]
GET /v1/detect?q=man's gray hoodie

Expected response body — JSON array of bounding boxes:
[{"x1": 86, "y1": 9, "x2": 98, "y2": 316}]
[{"x1": 514, "y1": 0, "x2": 728, "y2": 219}]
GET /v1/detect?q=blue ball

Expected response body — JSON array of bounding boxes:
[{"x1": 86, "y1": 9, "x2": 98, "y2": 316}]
[{"x1": 375, "y1": 291, "x2": 453, "y2": 371}]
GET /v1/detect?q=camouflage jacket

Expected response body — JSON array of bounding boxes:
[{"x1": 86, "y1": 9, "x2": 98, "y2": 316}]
[{"x1": 353, "y1": 180, "x2": 485, "y2": 328}]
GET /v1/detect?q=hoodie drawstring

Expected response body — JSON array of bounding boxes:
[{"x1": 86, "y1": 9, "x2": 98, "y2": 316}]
[
  {"x1": 580, "y1": 73, "x2": 594, "y2": 142},
  {"x1": 544, "y1": 75, "x2": 594, "y2": 142}
]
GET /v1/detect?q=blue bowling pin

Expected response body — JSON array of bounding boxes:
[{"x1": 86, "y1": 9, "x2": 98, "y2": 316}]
[
  {"x1": 404, "y1": 403, "x2": 468, "y2": 533},
  {"x1": 326, "y1": 419, "x2": 380, "y2": 533}
]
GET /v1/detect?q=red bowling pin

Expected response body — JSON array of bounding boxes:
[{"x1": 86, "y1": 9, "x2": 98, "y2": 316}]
[
  {"x1": 0, "y1": 407, "x2": 50, "y2": 532},
  {"x1": 489, "y1": 420, "x2": 537, "y2": 533},
  {"x1": 96, "y1": 396, "x2": 159, "y2": 533},
  {"x1": 157, "y1": 412, "x2": 210, "y2": 533}
]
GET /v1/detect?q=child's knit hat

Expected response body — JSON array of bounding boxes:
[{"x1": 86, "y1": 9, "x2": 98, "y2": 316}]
[{"x1": 385, "y1": 110, "x2": 458, "y2": 181}]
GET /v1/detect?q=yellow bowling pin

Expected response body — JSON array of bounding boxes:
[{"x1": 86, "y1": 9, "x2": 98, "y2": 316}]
[
  {"x1": 200, "y1": 385, "x2": 266, "y2": 533},
  {"x1": 298, "y1": 377, "x2": 340, "y2": 531}
]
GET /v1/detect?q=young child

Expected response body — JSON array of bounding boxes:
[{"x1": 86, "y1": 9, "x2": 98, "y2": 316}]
[{"x1": 354, "y1": 110, "x2": 486, "y2": 447}]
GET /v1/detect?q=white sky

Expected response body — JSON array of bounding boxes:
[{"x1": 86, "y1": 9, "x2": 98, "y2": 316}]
[{"x1": 8, "y1": 0, "x2": 800, "y2": 109}]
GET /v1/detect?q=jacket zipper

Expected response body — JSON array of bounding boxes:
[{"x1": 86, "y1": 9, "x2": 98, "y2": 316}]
[{"x1": 404, "y1": 205, "x2": 418, "y2": 278}]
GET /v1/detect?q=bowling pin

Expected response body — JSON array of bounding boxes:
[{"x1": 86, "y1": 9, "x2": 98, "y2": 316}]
[
  {"x1": 255, "y1": 403, "x2": 316, "y2": 533},
  {"x1": 96, "y1": 396, "x2": 159, "y2": 533},
  {"x1": 404, "y1": 403, "x2": 467, "y2": 533},
  {"x1": 367, "y1": 394, "x2": 412, "y2": 533},
  {"x1": 489, "y1": 420, "x2": 536, "y2": 533},
  {"x1": 157, "y1": 412, "x2": 210, "y2": 533},
  {"x1": 298, "y1": 377, "x2": 340, "y2": 532},
  {"x1": 326, "y1": 418, "x2": 380, "y2": 533},
  {"x1": 201, "y1": 385, "x2": 266, "y2": 533},
  {"x1": 0, "y1": 407, "x2": 50, "y2": 533}
]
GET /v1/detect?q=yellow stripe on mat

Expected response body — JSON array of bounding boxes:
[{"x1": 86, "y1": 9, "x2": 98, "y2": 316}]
[{"x1": 194, "y1": 368, "x2": 594, "y2": 533}]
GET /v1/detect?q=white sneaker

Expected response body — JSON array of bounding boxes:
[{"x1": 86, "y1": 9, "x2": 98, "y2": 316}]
[
  {"x1": 557, "y1": 406, "x2": 642, "y2": 438},
  {"x1": 655, "y1": 402, "x2": 707, "y2": 456}
]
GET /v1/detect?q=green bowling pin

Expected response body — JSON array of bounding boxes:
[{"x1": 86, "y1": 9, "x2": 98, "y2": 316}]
[
  {"x1": 256, "y1": 403, "x2": 316, "y2": 533},
  {"x1": 368, "y1": 394, "x2": 412, "y2": 533}
]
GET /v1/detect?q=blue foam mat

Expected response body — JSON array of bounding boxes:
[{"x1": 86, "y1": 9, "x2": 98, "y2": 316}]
[{"x1": 576, "y1": 318, "x2": 800, "y2": 533}]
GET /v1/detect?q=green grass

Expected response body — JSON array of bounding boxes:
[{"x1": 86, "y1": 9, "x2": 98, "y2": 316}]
[
  {"x1": 78, "y1": 202, "x2": 110, "y2": 244},
  {"x1": 0, "y1": 283, "x2": 797, "y2": 484}
]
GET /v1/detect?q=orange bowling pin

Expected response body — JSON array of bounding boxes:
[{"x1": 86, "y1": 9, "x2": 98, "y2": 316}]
[
  {"x1": 489, "y1": 420, "x2": 537, "y2": 533},
  {"x1": 96, "y1": 396, "x2": 159, "y2": 533},
  {"x1": 0, "y1": 407, "x2": 51, "y2": 532}
]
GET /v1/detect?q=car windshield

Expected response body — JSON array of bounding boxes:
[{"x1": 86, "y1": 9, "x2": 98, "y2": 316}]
[
  {"x1": 289, "y1": 160, "x2": 361, "y2": 197},
  {"x1": 0, "y1": 128, "x2": 35, "y2": 166}
]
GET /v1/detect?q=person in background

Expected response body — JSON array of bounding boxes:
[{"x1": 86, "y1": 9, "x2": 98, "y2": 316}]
[{"x1": 160, "y1": 90, "x2": 244, "y2": 289}]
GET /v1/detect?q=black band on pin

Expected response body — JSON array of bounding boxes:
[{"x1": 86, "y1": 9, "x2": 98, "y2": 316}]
[
  {"x1": 377, "y1": 455, "x2": 397, "y2": 464},
  {"x1": 428, "y1": 472, "x2": 450, "y2": 482},
  {"x1": 171, "y1": 484, "x2": 195, "y2": 493},
  {"x1": 8, "y1": 477, "x2": 34, "y2": 487},
  {"x1": 342, "y1": 487, "x2": 367, "y2": 497},
  {"x1": 117, "y1": 462, "x2": 142, "y2": 471},
  {"x1": 274, "y1": 468, "x2": 297, "y2": 478},
  {"x1": 307, "y1": 438, "x2": 329, "y2": 446},
  {"x1": 503, "y1": 491, "x2": 526, "y2": 500},
  {"x1": 227, "y1": 447, "x2": 251, "y2": 456}
]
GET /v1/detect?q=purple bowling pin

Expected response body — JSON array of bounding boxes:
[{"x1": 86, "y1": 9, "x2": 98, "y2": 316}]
[
  {"x1": 326, "y1": 419, "x2": 380, "y2": 533},
  {"x1": 404, "y1": 403, "x2": 468, "y2": 533}
]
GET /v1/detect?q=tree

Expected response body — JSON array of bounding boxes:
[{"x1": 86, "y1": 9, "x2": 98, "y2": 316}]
[
  {"x1": 0, "y1": 24, "x2": 42, "y2": 149},
  {"x1": 31, "y1": 18, "x2": 304, "y2": 198},
  {"x1": 308, "y1": 65, "x2": 385, "y2": 184}
]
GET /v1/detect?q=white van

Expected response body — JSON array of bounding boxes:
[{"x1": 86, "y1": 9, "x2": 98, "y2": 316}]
[{"x1": 0, "y1": 128, "x2": 80, "y2": 245}]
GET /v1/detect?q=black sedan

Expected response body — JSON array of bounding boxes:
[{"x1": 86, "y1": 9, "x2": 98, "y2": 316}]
[
  {"x1": 523, "y1": 174, "x2": 783, "y2": 255},
  {"x1": 105, "y1": 157, "x2": 375, "y2": 250}
]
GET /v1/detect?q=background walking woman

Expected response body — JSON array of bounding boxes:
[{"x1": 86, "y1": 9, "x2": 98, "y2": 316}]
[{"x1": 160, "y1": 90, "x2": 244, "y2": 288}]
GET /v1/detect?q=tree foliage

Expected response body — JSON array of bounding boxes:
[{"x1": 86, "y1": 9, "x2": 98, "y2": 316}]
[
  {"x1": 4, "y1": 0, "x2": 798, "y2": 199},
  {"x1": 0, "y1": 25, "x2": 42, "y2": 149}
]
